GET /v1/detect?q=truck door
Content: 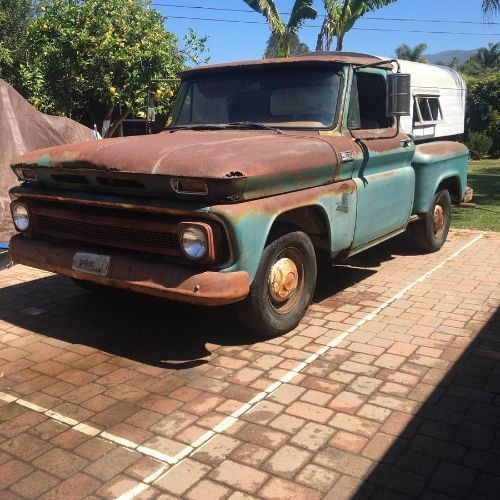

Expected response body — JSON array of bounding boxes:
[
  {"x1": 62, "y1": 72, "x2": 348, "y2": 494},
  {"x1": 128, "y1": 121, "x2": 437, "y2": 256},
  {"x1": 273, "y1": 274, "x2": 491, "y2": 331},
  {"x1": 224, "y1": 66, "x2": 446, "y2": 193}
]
[{"x1": 347, "y1": 70, "x2": 415, "y2": 249}]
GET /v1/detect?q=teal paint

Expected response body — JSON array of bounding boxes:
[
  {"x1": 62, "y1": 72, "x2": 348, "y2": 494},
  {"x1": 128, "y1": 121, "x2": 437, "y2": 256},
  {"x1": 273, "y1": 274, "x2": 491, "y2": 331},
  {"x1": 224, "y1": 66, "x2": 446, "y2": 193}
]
[
  {"x1": 353, "y1": 166, "x2": 415, "y2": 247},
  {"x1": 36, "y1": 155, "x2": 51, "y2": 167},
  {"x1": 411, "y1": 143, "x2": 468, "y2": 213},
  {"x1": 350, "y1": 144, "x2": 415, "y2": 248},
  {"x1": 209, "y1": 188, "x2": 357, "y2": 283}
]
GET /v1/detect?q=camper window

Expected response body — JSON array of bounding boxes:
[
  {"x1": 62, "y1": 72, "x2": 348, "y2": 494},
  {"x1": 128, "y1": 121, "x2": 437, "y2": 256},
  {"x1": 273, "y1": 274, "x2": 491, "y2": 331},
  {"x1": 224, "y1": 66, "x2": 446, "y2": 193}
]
[{"x1": 414, "y1": 96, "x2": 442, "y2": 125}]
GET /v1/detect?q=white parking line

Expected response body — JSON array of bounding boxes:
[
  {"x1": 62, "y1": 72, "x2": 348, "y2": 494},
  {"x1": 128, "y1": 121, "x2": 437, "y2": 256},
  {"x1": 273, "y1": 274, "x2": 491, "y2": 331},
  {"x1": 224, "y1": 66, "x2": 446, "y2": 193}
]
[
  {"x1": 117, "y1": 232, "x2": 484, "y2": 498},
  {"x1": 0, "y1": 233, "x2": 485, "y2": 499},
  {"x1": 0, "y1": 391, "x2": 180, "y2": 465}
]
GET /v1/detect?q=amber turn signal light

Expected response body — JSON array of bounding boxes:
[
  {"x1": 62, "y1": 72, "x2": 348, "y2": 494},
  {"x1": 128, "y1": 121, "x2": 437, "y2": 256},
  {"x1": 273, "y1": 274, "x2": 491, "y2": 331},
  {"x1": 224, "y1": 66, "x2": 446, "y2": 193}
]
[
  {"x1": 171, "y1": 178, "x2": 208, "y2": 195},
  {"x1": 13, "y1": 167, "x2": 37, "y2": 181}
]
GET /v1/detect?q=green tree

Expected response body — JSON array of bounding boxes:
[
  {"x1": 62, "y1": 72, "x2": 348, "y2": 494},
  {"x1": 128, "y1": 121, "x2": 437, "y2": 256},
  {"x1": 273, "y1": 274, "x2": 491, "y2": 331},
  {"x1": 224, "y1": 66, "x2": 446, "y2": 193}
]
[
  {"x1": 462, "y1": 43, "x2": 499, "y2": 76},
  {"x1": 316, "y1": 0, "x2": 398, "y2": 52},
  {"x1": 448, "y1": 56, "x2": 461, "y2": 71},
  {"x1": 465, "y1": 73, "x2": 500, "y2": 156},
  {"x1": 244, "y1": 0, "x2": 317, "y2": 58},
  {"x1": 482, "y1": 0, "x2": 500, "y2": 16},
  {"x1": 435, "y1": 56, "x2": 461, "y2": 70},
  {"x1": 264, "y1": 32, "x2": 310, "y2": 58},
  {"x1": 0, "y1": 0, "x2": 34, "y2": 84},
  {"x1": 19, "y1": 0, "x2": 209, "y2": 136},
  {"x1": 394, "y1": 43, "x2": 428, "y2": 62}
]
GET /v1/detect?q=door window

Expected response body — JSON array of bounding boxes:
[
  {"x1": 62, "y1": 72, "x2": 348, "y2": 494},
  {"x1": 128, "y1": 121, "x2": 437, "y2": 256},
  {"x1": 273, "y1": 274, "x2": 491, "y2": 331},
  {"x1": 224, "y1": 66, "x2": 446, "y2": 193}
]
[{"x1": 348, "y1": 72, "x2": 391, "y2": 130}]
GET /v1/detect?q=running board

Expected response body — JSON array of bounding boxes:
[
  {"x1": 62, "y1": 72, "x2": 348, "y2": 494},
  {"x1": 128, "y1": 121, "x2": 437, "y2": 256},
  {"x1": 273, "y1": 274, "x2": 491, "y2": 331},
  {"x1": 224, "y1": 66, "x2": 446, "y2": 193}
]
[{"x1": 346, "y1": 227, "x2": 407, "y2": 258}]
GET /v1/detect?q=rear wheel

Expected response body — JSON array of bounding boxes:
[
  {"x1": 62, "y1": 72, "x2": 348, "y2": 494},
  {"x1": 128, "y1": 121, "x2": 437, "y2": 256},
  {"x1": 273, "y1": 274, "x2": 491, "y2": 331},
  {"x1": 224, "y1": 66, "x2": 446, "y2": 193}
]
[
  {"x1": 411, "y1": 190, "x2": 451, "y2": 252},
  {"x1": 235, "y1": 231, "x2": 317, "y2": 337}
]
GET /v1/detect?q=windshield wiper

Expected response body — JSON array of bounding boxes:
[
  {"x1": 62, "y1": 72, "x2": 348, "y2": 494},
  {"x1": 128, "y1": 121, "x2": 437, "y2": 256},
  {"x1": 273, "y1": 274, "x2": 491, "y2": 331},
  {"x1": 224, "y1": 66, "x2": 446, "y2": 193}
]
[
  {"x1": 166, "y1": 124, "x2": 227, "y2": 132},
  {"x1": 226, "y1": 122, "x2": 282, "y2": 134},
  {"x1": 165, "y1": 122, "x2": 282, "y2": 134}
]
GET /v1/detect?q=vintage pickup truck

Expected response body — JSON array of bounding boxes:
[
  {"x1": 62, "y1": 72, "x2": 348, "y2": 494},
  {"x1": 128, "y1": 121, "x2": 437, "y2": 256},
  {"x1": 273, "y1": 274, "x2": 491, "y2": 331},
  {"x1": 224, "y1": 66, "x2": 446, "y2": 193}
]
[{"x1": 8, "y1": 52, "x2": 472, "y2": 336}]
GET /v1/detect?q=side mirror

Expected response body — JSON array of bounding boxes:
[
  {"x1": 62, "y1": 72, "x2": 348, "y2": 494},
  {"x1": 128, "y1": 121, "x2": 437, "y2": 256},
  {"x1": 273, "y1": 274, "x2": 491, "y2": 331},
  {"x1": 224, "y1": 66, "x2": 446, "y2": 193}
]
[{"x1": 387, "y1": 73, "x2": 411, "y2": 116}]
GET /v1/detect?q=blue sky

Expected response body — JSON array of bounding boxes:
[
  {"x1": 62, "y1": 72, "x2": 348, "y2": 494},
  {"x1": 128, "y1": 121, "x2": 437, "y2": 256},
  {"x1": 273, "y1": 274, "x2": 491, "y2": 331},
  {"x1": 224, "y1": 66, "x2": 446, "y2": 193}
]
[{"x1": 153, "y1": 0, "x2": 500, "y2": 63}]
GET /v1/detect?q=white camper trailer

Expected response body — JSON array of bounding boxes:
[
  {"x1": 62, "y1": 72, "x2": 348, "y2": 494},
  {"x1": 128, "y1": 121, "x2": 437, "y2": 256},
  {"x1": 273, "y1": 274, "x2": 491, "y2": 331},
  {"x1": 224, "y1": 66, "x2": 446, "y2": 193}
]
[{"x1": 395, "y1": 60, "x2": 466, "y2": 142}]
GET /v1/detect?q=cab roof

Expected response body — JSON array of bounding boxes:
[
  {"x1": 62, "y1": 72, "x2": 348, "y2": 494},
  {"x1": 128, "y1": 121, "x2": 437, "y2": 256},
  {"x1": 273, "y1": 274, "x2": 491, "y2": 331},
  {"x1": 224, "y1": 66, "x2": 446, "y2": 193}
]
[{"x1": 181, "y1": 52, "x2": 394, "y2": 78}]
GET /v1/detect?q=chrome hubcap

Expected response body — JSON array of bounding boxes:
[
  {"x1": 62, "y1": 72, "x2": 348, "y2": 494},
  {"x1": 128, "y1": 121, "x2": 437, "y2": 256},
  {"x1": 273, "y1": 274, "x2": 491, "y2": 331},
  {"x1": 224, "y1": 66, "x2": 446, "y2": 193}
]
[{"x1": 269, "y1": 257, "x2": 298, "y2": 302}]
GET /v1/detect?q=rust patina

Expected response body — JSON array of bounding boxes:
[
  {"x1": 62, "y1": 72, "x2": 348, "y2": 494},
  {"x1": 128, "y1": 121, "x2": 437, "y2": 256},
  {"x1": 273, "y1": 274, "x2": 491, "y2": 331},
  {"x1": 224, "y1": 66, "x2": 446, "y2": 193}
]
[
  {"x1": 9, "y1": 234, "x2": 249, "y2": 305},
  {"x1": 180, "y1": 52, "x2": 394, "y2": 77},
  {"x1": 14, "y1": 130, "x2": 339, "y2": 202}
]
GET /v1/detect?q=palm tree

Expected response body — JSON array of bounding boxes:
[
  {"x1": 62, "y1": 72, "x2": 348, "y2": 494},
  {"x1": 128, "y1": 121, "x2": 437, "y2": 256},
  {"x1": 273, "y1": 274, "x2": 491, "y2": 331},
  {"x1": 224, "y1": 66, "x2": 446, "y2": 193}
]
[
  {"x1": 244, "y1": 0, "x2": 317, "y2": 58},
  {"x1": 316, "y1": 0, "x2": 397, "y2": 52},
  {"x1": 395, "y1": 43, "x2": 428, "y2": 63},
  {"x1": 462, "y1": 42, "x2": 500, "y2": 76},
  {"x1": 482, "y1": 0, "x2": 500, "y2": 16},
  {"x1": 264, "y1": 32, "x2": 310, "y2": 58}
]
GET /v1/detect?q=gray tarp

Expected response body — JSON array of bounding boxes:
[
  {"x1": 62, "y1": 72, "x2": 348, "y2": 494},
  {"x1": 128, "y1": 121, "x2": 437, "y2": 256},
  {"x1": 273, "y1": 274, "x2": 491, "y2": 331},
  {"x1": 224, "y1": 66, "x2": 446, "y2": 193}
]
[{"x1": 0, "y1": 79, "x2": 94, "y2": 241}]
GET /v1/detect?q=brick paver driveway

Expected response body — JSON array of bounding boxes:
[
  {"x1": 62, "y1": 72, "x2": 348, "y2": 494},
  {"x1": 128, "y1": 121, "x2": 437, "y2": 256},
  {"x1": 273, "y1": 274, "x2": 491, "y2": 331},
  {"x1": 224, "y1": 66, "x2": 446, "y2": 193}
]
[{"x1": 0, "y1": 229, "x2": 498, "y2": 499}]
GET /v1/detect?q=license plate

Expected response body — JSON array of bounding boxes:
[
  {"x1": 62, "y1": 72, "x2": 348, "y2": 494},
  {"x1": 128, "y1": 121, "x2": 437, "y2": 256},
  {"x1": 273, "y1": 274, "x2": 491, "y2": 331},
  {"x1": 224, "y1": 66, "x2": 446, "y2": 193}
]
[{"x1": 72, "y1": 252, "x2": 110, "y2": 276}]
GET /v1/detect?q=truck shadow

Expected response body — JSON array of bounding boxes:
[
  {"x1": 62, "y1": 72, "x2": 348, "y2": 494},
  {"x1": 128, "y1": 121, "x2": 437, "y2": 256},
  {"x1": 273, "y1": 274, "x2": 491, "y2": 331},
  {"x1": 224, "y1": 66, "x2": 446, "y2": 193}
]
[
  {"x1": 0, "y1": 231, "x2": 425, "y2": 369},
  {"x1": 313, "y1": 231, "x2": 421, "y2": 303},
  {"x1": 351, "y1": 307, "x2": 500, "y2": 499}
]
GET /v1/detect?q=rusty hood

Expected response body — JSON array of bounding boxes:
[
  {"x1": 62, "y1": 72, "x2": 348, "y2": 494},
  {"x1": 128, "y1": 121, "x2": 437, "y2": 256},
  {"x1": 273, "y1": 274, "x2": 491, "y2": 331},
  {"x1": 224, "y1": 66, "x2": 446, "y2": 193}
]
[{"x1": 12, "y1": 130, "x2": 337, "y2": 202}]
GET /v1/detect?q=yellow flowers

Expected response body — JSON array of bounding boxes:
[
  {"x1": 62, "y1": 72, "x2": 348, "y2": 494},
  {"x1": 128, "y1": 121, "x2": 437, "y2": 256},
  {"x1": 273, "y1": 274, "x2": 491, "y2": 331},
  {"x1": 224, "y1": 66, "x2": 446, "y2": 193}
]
[
  {"x1": 168, "y1": 90, "x2": 174, "y2": 97},
  {"x1": 155, "y1": 89, "x2": 162, "y2": 99},
  {"x1": 109, "y1": 86, "x2": 116, "y2": 94},
  {"x1": 42, "y1": 23, "x2": 48, "y2": 30}
]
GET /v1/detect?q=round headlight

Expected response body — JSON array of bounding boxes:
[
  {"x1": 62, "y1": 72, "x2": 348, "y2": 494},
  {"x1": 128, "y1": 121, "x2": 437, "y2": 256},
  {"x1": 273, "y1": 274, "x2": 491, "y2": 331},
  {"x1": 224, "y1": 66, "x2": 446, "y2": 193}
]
[
  {"x1": 180, "y1": 226, "x2": 207, "y2": 260},
  {"x1": 12, "y1": 203, "x2": 30, "y2": 232}
]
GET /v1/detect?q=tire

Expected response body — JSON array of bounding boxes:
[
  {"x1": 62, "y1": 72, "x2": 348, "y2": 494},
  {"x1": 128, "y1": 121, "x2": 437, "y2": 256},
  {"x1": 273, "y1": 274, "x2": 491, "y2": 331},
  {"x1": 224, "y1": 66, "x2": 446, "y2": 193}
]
[
  {"x1": 411, "y1": 190, "x2": 451, "y2": 252},
  {"x1": 235, "y1": 231, "x2": 317, "y2": 337}
]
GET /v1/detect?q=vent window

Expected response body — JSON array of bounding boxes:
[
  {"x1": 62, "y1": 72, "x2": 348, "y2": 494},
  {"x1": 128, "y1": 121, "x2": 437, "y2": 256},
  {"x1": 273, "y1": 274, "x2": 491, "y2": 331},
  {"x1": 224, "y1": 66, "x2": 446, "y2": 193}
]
[{"x1": 413, "y1": 96, "x2": 443, "y2": 125}]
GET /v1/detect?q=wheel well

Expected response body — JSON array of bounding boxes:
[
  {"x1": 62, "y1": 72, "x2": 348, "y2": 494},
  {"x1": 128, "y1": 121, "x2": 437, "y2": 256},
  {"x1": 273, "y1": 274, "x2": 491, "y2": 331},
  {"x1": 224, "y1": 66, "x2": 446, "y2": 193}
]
[
  {"x1": 436, "y1": 176, "x2": 461, "y2": 202},
  {"x1": 267, "y1": 206, "x2": 330, "y2": 251}
]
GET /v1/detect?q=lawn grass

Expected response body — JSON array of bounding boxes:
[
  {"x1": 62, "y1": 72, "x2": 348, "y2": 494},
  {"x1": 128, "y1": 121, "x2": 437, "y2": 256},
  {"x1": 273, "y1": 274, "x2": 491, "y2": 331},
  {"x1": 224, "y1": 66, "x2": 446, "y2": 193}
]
[{"x1": 451, "y1": 159, "x2": 500, "y2": 232}]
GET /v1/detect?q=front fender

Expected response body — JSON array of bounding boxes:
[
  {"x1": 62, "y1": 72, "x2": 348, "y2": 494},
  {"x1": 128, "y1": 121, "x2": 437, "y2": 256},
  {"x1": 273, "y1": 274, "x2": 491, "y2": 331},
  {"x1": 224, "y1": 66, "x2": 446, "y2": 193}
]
[{"x1": 207, "y1": 181, "x2": 357, "y2": 283}]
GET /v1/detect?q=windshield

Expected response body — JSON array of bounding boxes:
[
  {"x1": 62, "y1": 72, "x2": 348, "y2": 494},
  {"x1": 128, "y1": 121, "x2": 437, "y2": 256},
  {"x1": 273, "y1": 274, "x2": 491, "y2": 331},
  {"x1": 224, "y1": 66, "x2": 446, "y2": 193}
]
[{"x1": 170, "y1": 68, "x2": 342, "y2": 130}]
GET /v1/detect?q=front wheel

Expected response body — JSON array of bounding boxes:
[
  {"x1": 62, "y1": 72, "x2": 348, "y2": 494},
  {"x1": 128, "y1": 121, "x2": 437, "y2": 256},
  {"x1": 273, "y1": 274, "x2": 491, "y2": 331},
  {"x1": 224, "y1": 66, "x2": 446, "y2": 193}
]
[
  {"x1": 235, "y1": 231, "x2": 317, "y2": 337},
  {"x1": 410, "y1": 190, "x2": 451, "y2": 252}
]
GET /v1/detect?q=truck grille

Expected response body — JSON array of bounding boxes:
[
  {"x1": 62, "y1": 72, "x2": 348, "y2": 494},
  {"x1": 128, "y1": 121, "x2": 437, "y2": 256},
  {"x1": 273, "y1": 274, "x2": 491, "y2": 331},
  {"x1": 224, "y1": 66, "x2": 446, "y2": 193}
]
[
  {"x1": 29, "y1": 201, "x2": 184, "y2": 258},
  {"x1": 36, "y1": 215, "x2": 179, "y2": 249}
]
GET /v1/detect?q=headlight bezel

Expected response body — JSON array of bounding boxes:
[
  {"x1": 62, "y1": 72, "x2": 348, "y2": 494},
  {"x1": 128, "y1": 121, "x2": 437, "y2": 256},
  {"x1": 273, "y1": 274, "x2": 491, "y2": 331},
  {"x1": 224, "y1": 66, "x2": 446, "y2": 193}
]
[
  {"x1": 11, "y1": 202, "x2": 31, "y2": 232},
  {"x1": 177, "y1": 221, "x2": 223, "y2": 264}
]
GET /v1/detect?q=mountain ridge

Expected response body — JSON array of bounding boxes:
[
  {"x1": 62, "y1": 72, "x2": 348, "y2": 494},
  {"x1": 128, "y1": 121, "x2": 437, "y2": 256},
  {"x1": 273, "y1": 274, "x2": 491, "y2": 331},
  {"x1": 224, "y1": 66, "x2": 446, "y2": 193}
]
[{"x1": 424, "y1": 48, "x2": 479, "y2": 65}]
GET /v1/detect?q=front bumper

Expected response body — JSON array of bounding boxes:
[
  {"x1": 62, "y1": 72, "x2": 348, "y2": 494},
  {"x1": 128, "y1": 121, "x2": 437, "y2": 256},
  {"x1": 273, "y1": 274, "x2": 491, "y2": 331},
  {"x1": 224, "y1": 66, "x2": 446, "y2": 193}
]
[{"x1": 9, "y1": 235, "x2": 249, "y2": 306}]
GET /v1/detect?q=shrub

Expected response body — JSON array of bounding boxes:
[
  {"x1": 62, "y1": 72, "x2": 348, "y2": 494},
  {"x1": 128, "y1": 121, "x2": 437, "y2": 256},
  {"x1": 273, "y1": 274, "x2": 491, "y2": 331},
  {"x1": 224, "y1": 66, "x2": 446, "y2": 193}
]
[
  {"x1": 466, "y1": 131, "x2": 493, "y2": 159},
  {"x1": 465, "y1": 73, "x2": 500, "y2": 157},
  {"x1": 487, "y1": 110, "x2": 500, "y2": 157}
]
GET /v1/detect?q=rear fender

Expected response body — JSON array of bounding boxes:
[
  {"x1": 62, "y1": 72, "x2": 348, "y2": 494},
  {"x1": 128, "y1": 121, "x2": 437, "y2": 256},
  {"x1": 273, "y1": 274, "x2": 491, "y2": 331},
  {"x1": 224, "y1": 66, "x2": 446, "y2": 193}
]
[{"x1": 411, "y1": 141, "x2": 468, "y2": 214}]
